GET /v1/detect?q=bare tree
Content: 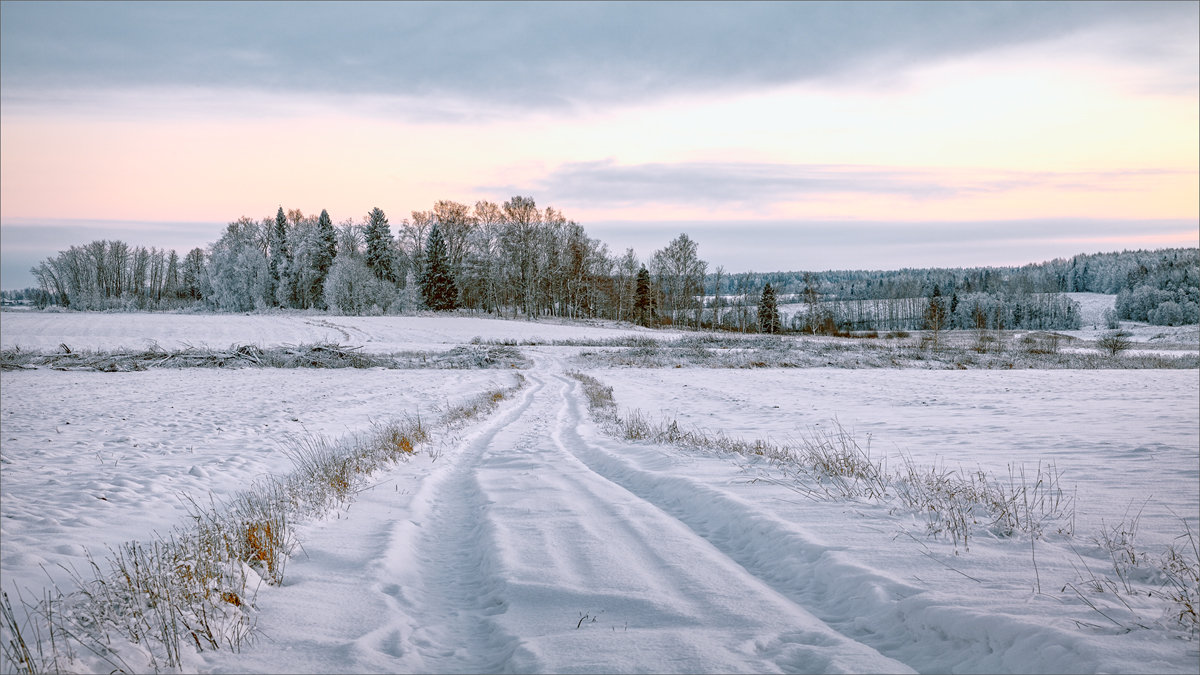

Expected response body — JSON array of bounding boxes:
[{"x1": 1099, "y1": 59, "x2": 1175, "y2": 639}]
[
  {"x1": 651, "y1": 233, "x2": 706, "y2": 328},
  {"x1": 711, "y1": 265, "x2": 725, "y2": 329}
]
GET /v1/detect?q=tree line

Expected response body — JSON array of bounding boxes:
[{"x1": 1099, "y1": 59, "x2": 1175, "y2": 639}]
[
  {"x1": 25, "y1": 200, "x2": 1195, "y2": 329},
  {"x1": 715, "y1": 247, "x2": 1197, "y2": 328},
  {"x1": 28, "y1": 197, "x2": 708, "y2": 328}
]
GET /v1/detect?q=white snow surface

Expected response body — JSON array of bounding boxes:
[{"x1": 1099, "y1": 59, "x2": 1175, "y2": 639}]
[
  {"x1": 0, "y1": 368, "x2": 513, "y2": 607},
  {"x1": 596, "y1": 368, "x2": 1199, "y2": 550},
  {"x1": 0, "y1": 311, "x2": 672, "y2": 353},
  {"x1": 1, "y1": 313, "x2": 1198, "y2": 673}
]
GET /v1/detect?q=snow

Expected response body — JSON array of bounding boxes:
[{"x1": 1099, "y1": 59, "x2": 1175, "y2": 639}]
[
  {"x1": 1066, "y1": 292, "x2": 1117, "y2": 327},
  {"x1": 593, "y1": 368, "x2": 1199, "y2": 549},
  {"x1": 0, "y1": 311, "x2": 670, "y2": 353},
  {"x1": 2, "y1": 312, "x2": 1198, "y2": 673},
  {"x1": 0, "y1": 367, "x2": 514, "y2": 608},
  {"x1": 1062, "y1": 293, "x2": 1200, "y2": 345}
]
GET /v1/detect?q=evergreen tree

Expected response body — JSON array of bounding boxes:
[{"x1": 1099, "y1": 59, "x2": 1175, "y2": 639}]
[
  {"x1": 269, "y1": 206, "x2": 290, "y2": 305},
  {"x1": 313, "y1": 209, "x2": 337, "y2": 307},
  {"x1": 758, "y1": 282, "x2": 781, "y2": 334},
  {"x1": 634, "y1": 265, "x2": 653, "y2": 327},
  {"x1": 419, "y1": 223, "x2": 459, "y2": 311},
  {"x1": 364, "y1": 207, "x2": 398, "y2": 283}
]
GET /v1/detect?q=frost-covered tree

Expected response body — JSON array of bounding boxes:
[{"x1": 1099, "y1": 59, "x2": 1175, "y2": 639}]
[
  {"x1": 651, "y1": 233, "x2": 706, "y2": 328},
  {"x1": 268, "y1": 207, "x2": 290, "y2": 306},
  {"x1": 432, "y1": 200, "x2": 475, "y2": 278},
  {"x1": 924, "y1": 285, "x2": 947, "y2": 347},
  {"x1": 182, "y1": 248, "x2": 208, "y2": 301},
  {"x1": 420, "y1": 223, "x2": 459, "y2": 311},
  {"x1": 758, "y1": 282, "x2": 781, "y2": 334},
  {"x1": 164, "y1": 249, "x2": 181, "y2": 300},
  {"x1": 312, "y1": 209, "x2": 337, "y2": 307},
  {"x1": 279, "y1": 214, "x2": 328, "y2": 309},
  {"x1": 400, "y1": 269, "x2": 421, "y2": 312},
  {"x1": 363, "y1": 207, "x2": 398, "y2": 284},
  {"x1": 323, "y1": 255, "x2": 398, "y2": 315},
  {"x1": 207, "y1": 219, "x2": 271, "y2": 312}
]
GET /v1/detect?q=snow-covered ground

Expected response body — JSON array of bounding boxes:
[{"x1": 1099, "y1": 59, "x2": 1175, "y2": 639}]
[
  {"x1": 594, "y1": 368, "x2": 1199, "y2": 546},
  {"x1": 2, "y1": 313, "x2": 1198, "y2": 673},
  {"x1": 1063, "y1": 293, "x2": 1200, "y2": 345},
  {"x1": 0, "y1": 311, "x2": 672, "y2": 353},
  {"x1": 774, "y1": 293, "x2": 1200, "y2": 347},
  {"x1": 0, "y1": 368, "x2": 516, "y2": 609}
]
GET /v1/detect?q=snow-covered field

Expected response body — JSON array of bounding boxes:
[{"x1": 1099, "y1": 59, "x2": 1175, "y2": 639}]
[
  {"x1": 0, "y1": 311, "x2": 673, "y2": 353},
  {"x1": 774, "y1": 292, "x2": 1200, "y2": 347},
  {"x1": 0, "y1": 368, "x2": 516, "y2": 604},
  {"x1": 595, "y1": 368, "x2": 1199, "y2": 547},
  {"x1": 2, "y1": 312, "x2": 1198, "y2": 673}
]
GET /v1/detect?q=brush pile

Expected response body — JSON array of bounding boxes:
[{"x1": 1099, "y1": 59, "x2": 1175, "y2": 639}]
[{"x1": 0, "y1": 342, "x2": 529, "y2": 372}]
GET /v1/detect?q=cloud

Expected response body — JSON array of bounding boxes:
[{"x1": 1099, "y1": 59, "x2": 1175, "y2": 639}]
[
  {"x1": 497, "y1": 160, "x2": 959, "y2": 206},
  {"x1": 489, "y1": 160, "x2": 1196, "y2": 210},
  {"x1": 2, "y1": 1, "x2": 1194, "y2": 115}
]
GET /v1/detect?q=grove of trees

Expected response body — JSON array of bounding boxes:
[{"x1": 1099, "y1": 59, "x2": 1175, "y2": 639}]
[
  {"x1": 24, "y1": 198, "x2": 1197, "y2": 330},
  {"x1": 29, "y1": 198, "x2": 689, "y2": 323}
]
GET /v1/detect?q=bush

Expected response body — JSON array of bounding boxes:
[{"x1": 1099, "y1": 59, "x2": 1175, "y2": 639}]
[
  {"x1": 1097, "y1": 330, "x2": 1133, "y2": 356},
  {"x1": 323, "y1": 256, "x2": 399, "y2": 315},
  {"x1": 1103, "y1": 307, "x2": 1120, "y2": 329}
]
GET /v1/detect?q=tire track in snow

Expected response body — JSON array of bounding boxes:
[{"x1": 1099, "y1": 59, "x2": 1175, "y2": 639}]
[
  {"x1": 549, "y1": 368, "x2": 1107, "y2": 674},
  {"x1": 376, "y1": 376, "x2": 546, "y2": 673},
  {"x1": 404, "y1": 363, "x2": 911, "y2": 673}
]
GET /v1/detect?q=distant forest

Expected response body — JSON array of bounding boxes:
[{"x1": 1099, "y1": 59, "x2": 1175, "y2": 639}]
[{"x1": 11, "y1": 197, "x2": 1199, "y2": 331}]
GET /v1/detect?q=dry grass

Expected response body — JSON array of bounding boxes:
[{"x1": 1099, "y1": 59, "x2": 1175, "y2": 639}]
[
  {"x1": 0, "y1": 342, "x2": 531, "y2": 373},
  {"x1": 570, "y1": 370, "x2": 1074, "y2": 548},
  {"x1": 569, "y1": 332, "x2": 1198, "y2": 370},
  {"x1": 570, "y1": 369, "x2": 1200, "y2": 636},
  {"x1": 0, "y1": 375, "x2": 528, "y2": 672}
]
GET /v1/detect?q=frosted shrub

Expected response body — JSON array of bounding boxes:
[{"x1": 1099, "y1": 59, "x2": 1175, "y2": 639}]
[
  {"x1": 323, "y1": 256, "x2": 399, "y2": 315},
  {"x1": 1103, "y1": 307, "x2": 1120, "y2": 329},
  {"x1": 1096, "y1": 330, "x2": 1133, "y2": 356}
]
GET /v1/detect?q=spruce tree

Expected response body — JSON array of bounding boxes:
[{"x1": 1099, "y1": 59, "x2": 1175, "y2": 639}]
[
  {"x1": 419, "y1": 223, "x2": 459, "y2": 311},
  {"x1": 269, "y1": 206, "x2": 290, "y2": 305},
  {"x1": 634, "y1": 265, "x2": 653, "y2": 327},
  {"x1": 758, "y1": 282, "x2": 781, "y2": 334},
  {"x1": 312, "y1": 209, "x2": 337, "y2": 307},
  {"x1": 364, "y1": 207, "x2": 398, "y2": 283}
]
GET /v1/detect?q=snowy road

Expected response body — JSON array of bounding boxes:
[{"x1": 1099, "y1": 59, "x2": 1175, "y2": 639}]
[
  {"x1": 395, "y1": 368, "x2": 907, "y2": 673},
  {"x1": 194, "y1": 355, "x2": 1197, "y2": 675},
  {"x1": 202, "y1": 361, "x2": 912, "y2": 673},
  {"x1": 4, "y1": 314, "x2": 1196, "y2": 673}
]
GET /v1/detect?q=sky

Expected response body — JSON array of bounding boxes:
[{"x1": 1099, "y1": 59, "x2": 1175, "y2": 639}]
[{"x1": 1, "y1": 1, "x2": 1197, "y2": 289}]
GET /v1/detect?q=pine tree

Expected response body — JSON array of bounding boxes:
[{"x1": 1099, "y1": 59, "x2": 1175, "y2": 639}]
[
  {"x1": 758, "y1": 282, "x2": 781, "y2": 334},
  {"x1": 364, "y1": 207, "x2": 398, "y2": 283},
  {"x1": 419, "y1": 223, "x2": 459, "y2": 311},
  {"x1": 634, "y1": 265, "x2": 653, "y2": 327},
  {"x1": 269, "y1": 206, "x2": 290, "y2": 305},
  {"x1": 313, "y1": 209, "x2": 337, "y2": 307}
]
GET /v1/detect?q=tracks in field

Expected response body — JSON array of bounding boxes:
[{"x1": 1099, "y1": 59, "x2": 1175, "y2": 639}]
[{"x1": 387, "y1": 358, "x2": 912, "y2": 673}]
